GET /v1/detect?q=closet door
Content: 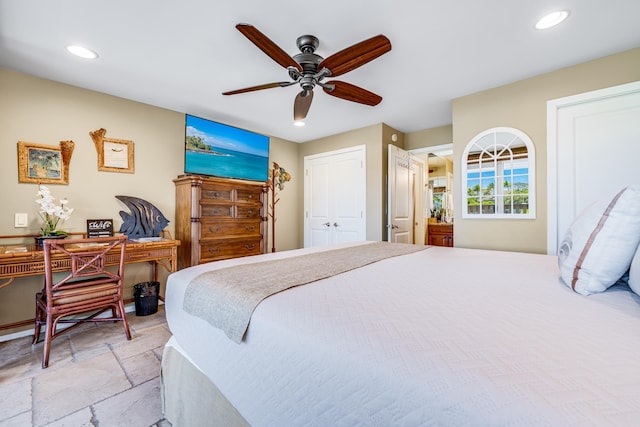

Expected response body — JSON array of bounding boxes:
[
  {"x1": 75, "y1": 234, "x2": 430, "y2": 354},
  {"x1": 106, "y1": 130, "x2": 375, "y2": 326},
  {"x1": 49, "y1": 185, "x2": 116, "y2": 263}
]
[
  {"x1": 304, "y1": 146, "x2": 366, "y2": 247},
  {"x1": 547, "y1": 81, "x2": 640, "y2": 254}
]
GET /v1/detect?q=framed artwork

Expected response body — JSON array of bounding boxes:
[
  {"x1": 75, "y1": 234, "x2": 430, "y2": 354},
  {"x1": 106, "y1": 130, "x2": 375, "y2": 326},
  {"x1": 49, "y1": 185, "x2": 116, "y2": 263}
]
[
  {"x1": 17, "y1": 140, "x2": 75, "y2": 184},
  {"x1": 90, "y1": 128, "x2": 135, "y2": 173}
]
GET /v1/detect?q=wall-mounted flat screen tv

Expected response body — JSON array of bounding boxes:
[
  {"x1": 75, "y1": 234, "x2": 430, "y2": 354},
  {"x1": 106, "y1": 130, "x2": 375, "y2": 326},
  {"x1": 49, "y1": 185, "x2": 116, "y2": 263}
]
[{"x1": 184, "y1": 114, "x2": 270, "y2": 182}]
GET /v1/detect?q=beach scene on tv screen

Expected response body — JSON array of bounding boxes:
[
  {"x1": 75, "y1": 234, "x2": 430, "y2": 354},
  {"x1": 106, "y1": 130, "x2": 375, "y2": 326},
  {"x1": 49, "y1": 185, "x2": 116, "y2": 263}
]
[{"x1": 185, "y1": 115, "x2": 269, "y2": 182}]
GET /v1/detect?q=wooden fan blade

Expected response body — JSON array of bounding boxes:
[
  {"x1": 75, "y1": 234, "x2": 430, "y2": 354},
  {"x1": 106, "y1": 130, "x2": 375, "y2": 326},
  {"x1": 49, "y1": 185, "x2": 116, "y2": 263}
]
[
  {"x1": 222, "y1": 82, "x2": 293, "y2": 96},
  {"x1": 323, "y1": 81, "x2": 382, "y2": 106},
  {"x1": 236, "y1": 23, "x2": 302, "y2": 72},
  {"x1": 294, "y1": 90, "x2": 314, "y2": 121},
  {"x1": 318, "y1": 35, "x2": 391, "y2": 77}
]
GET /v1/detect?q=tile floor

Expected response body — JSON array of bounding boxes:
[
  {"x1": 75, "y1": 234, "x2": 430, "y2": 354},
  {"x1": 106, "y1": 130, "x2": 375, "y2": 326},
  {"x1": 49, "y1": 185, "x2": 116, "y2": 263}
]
[{"x1": 0, "y1": 307, "x2": 172, "y2": 427}]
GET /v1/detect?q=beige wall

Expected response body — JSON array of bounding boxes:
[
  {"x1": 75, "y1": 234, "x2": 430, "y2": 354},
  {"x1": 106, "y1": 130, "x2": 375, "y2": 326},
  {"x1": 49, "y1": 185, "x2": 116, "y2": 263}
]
[
  {"x1": 297, "y1": 124, "x2": 382, "y2": 245},
  {"x1": 0, "y1": 68, "x2": 300, "y2": 336},
  {"x1": 297, "y1": 123, "x2": 404, "y2": 245},
  {"x1": 266, "y1": 137, "x2": 300, "y2": 252},
  {"x1": 451, "y1": 47, "x2": 640, "y2": 253},
  {"x1": 405, "y1": 124, "x2": 453, "y2": 150}
]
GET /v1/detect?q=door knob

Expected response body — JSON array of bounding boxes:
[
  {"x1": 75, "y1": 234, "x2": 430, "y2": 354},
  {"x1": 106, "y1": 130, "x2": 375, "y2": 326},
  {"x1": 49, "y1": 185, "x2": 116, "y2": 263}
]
[
  {"x1": 333, "y1": 222, "x2": 339, "y2": 227},
  {"x1": 323, "y1": 222, "x2": 330, "y2": 227}
]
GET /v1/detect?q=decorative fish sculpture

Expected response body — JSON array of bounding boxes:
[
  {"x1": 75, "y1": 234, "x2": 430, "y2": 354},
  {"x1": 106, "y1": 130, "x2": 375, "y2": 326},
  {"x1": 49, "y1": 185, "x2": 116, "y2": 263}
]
[{"x1": 115, "y1": 195, "x2": 169, "y2": 238}]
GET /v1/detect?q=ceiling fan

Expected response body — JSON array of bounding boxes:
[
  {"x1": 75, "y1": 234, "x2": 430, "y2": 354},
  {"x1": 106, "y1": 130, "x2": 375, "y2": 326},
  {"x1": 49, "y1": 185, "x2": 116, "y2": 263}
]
[{"x1": 222, "y1": 23, "x2": 392, "y2": 122}]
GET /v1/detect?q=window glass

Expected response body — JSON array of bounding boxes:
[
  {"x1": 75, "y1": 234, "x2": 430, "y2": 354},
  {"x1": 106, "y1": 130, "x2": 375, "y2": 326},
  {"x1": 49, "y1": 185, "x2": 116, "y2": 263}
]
[{"x1": 461, "y1": 127, "x2": 536, "y2": 219}]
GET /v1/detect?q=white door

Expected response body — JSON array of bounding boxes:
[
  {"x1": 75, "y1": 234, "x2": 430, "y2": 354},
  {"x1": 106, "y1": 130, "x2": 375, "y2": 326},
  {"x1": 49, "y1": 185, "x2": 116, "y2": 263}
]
[
  {"x1": 304, "y1": 146, "x2": 366, "y2": 247},
  {"x1": 412, "y1": 156, "x2": 425, "y2": 244},
  {"x1": 547, "y1": 81, "x2": 640, "y2": 254},
  {"x1": 388, "y1": 145, "x2": 413, "y2": 243}
]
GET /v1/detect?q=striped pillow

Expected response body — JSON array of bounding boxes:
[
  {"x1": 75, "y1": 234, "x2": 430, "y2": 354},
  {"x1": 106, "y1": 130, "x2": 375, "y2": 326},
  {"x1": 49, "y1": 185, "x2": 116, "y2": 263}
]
[
  {"x1": 558, "y1": 186, "x2": 640, "y2": 295},
  {"x1": 628, "y1": 246, "x2": 640, "y2": 296}
]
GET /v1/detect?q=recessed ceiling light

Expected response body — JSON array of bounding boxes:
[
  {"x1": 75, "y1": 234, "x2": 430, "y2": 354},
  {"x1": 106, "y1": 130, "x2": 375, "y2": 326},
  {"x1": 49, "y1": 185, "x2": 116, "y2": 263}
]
[
  {"x1": 66, "y1": 45, "x2": 98, "y2": 59},
  {"x1": 535, "y1": 10, "x2": 569, "y2": 30},
  {"x1": 294, "y1": 120, "x2": 305, "y2": 127}
]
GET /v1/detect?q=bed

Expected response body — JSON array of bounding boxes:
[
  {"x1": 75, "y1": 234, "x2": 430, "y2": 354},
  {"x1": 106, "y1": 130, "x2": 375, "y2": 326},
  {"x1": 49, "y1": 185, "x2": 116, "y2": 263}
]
[{"x1": 161, "y1": 239, "x2": 640, "y2": 426}]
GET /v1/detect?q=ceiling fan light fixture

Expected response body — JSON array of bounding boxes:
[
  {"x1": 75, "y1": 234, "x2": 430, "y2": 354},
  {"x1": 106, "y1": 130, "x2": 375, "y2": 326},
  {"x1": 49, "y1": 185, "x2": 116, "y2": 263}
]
[
  {"x1": 535, "y1": 10, "x2": 569, "y2": 30},
  {"x1": 66, "y1": 45, "x2": 98, "y2": 59},
  {"x1": 225, "y1": 24, "x2": 391, "y2": 121}
]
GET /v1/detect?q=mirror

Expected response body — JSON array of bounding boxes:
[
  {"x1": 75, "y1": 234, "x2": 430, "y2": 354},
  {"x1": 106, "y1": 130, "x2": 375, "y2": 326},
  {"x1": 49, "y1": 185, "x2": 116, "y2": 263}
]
[{"x1": 426, "y1": 152, "x2": 453, "y2": 223}]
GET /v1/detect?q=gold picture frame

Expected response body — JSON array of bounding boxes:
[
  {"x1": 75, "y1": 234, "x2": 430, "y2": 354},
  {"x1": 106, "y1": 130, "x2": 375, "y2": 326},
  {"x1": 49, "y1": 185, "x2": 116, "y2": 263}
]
[
  {"x1": 90, "y1": 128, "x2": 135, "y2": 173},
  {"x1": 17, "y1": 140, "x2": 75, "y2": 184}
]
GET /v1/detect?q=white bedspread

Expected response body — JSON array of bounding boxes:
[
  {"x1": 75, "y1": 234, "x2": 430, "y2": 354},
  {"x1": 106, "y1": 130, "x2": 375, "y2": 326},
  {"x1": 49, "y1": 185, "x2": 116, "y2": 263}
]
[{"x1": 165, "y1": 242, "x2": 640, "y2": 426}]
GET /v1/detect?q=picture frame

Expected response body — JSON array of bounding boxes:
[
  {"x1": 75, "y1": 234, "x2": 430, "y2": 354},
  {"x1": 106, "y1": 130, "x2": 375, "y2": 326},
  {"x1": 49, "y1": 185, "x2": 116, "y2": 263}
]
[
  {"x1": 17, "y1": 140, "x2": 75, "y2": 184},
  {"x1": 90, "y1": 128, "x2": 135, "y2": 173}
]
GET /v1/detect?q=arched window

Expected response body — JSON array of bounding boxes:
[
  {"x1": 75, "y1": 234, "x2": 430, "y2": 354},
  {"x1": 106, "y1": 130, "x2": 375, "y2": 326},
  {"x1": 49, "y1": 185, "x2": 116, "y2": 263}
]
[{"x1": 461, "y1": 127, "x2": 535, "y2": 219}]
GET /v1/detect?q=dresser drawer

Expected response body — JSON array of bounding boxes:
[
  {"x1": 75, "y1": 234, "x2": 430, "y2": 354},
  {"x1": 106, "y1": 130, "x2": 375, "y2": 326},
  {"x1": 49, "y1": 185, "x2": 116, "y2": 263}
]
[
  {"x1": 236, "y1": 205, "x2": 262, "y2": 219},
  {"x1": 200, "y1": 185, "x2": 232, "y2": 202},
  {"x1": 200, "y1": 238, "x2": 262, "y2": 262},
  {"x1": 236, "y1": 188, "x2": 263, "y2": 203},
  {"x1": 201, "y1": 204, "x2": 233, "y2": 218},
  {"x1": 201, "y1": 220, "x2": 261, "y2": 238}
]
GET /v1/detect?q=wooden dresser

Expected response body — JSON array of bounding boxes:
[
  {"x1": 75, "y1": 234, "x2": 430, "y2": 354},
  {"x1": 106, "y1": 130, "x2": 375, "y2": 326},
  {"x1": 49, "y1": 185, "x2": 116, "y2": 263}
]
[
  {"x1": 427, "y1": 223, "x2": 454, "y2": 247},
  {"x1": 174, "y1": 175, "x2": 266, "y2": 269}
]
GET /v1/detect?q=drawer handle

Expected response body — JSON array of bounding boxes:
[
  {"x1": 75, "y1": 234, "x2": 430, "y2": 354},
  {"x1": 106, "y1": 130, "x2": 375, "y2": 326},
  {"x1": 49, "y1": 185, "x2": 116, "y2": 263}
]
[
  {"x1": 208, "y1": 226, "x2": 221, "y2": 233},
  {"x1": 245, "y1": 244, "x2": 255, "y2": 250},
  {"x1": 245, "y1": 225, "x2": 255, "y2": 232},
  {"x1": 247, "y1": 210, "x2": 253, "y2": 215},
  {"x1": 208, "y1": 247, "x2": 220, "y2": 254},
  {"x1": 213, "y1": 192, "x2": 219, "y2": 197},
  {"x1": 247, "y1": 194, "x2": 253, "y2": 199}
]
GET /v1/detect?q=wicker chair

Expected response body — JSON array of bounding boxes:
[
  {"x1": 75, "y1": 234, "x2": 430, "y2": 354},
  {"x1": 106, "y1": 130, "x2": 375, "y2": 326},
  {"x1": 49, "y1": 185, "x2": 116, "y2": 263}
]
[{"x1": 32, "y1": 235, "x2": 132, "y2": 368}]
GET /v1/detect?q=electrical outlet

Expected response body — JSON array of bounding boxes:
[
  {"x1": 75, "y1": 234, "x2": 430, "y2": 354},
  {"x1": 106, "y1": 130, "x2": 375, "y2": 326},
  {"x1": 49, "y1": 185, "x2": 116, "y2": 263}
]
[{"x1": 15, "y1": 213, "x2": 28, "y2": 227}]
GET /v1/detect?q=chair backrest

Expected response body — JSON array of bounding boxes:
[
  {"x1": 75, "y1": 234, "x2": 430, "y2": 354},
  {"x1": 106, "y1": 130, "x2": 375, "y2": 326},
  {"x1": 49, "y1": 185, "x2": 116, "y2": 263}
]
[{"x1": 43, "y1": 235, "x2": 128, "y2": 305}]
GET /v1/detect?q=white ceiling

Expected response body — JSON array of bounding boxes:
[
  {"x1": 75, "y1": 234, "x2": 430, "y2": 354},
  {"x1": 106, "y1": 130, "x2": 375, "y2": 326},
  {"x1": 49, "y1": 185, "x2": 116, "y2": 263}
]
[{"x1": 1, "y1": 1, "x2": 639, "y2": 143}]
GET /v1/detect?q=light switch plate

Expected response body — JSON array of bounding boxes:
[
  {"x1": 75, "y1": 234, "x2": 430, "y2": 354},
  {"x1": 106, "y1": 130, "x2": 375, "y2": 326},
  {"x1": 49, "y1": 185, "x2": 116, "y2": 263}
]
[{"x1": 15, "y1": 213, "x2": 28, "y2": 227}]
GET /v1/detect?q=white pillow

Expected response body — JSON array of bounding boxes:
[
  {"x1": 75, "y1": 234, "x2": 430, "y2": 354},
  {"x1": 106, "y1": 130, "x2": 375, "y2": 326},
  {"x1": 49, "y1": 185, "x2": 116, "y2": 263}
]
[
  {"x1": 628, "y1": 245, "x2": 640, "y2": 296},
  {"x1": 558, "y1": 185, "x2": 640, "y2": 295}
]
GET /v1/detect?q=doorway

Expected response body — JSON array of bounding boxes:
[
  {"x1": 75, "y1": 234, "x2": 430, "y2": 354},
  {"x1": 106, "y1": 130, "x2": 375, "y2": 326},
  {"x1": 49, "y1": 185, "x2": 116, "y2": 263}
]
[{"x1": 410, "y1": 144, "x2": 454, "y2": 222}]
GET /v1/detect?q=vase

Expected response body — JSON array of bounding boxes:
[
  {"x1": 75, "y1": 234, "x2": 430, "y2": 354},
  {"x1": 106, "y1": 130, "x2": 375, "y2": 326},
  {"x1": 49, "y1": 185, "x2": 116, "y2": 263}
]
[{"x1": 34, "y1": 235, "x2": 67, "y2": 250}]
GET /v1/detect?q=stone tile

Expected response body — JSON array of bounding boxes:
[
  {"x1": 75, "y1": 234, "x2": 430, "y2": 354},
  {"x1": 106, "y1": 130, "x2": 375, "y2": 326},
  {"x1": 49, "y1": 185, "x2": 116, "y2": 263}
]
[
  {"x1": 93, "y1": 377, "x2": 163, "y2": 427},
  {"x1": 0, "y1": 410, "x2": 31, "y2": 427},
  {"x1": 127, "y1": 307, "x2": 167, "y2": 332},
  {"x1": 44, "y1": 407, "x2": 93, "y2": 427},
  {"x1": 0, "y1": 309, "x2": 170, "y2": 426},
  {"x1": 120, "y1": 351, "x2": 161, "y2": 386},
  {"x1": 0, "y1": 336, "x2": 34, "y2": 364},
  {"x1": 0, "y1": 350, "x2": 43, "y2": 384},
  {"x1": 1, "y1": 338, "x2": 74, "y2": 382},
  {"x1": 152, "y1": 346, "x2": 164, "y2": 361},
  {"x1": 111, "y1": 326, "x2": 171, "y2": 361},
  {"x1": 34, "y1": 352, "x2": 130, "y2": 426},
  {"x1": 68, "y1": 323, "x2": 130, "y2": 363},
  {"x1": 0, "y1": 376, "x2": 31, "y2": 422}
]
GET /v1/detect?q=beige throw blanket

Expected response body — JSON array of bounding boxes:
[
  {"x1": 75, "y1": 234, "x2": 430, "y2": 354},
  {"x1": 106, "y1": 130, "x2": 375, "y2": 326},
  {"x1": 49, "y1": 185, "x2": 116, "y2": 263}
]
[{"x1": 183, "y1": 242, "x2": 429, "y2": 343}]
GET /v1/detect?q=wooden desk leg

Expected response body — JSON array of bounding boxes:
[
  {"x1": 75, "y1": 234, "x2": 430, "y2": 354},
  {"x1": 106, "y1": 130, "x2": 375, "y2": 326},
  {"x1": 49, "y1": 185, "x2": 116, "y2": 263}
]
[{"x1": 153, "y1": 261, "x2": 159, "y2": 282}]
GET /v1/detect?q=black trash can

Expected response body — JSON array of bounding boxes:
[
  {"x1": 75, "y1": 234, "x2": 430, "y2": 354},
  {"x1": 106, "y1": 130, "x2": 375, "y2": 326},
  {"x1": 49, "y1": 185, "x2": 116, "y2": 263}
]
[{"x1": 133, "y1": 281, "x2": 160, "y2": 316}]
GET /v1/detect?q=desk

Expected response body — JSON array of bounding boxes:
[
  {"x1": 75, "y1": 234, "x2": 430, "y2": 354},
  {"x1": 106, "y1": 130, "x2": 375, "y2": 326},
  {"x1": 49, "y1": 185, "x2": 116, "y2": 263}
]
[{"x1": 0, "y1": 238, "x2": 180, "y2": 330}]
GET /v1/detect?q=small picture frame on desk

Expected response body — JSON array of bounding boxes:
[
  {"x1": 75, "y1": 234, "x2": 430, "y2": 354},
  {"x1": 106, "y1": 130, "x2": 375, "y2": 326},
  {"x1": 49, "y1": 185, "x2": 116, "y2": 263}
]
[{"x1": 87, "y1": 219, "x2": 114, "y2": 238}]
